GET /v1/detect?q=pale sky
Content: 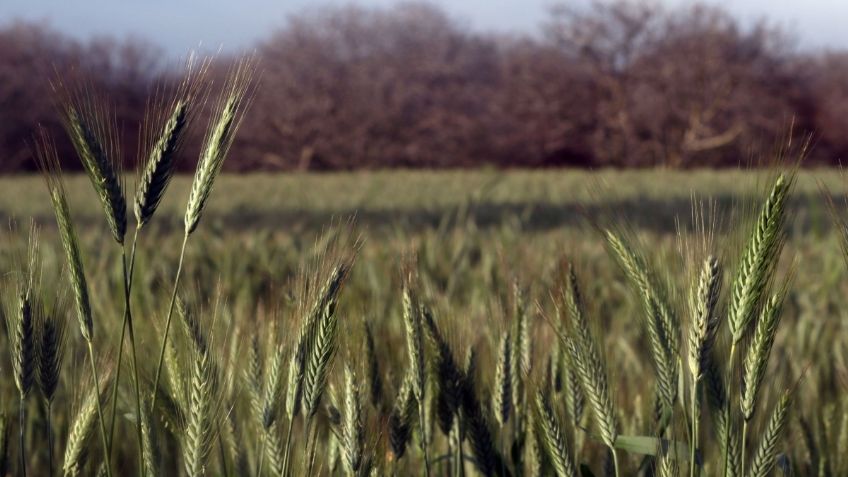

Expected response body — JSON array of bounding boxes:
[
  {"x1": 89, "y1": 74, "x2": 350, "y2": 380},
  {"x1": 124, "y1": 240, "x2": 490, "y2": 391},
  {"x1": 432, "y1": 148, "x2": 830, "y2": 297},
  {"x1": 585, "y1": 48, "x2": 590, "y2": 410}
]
[{"x1": 1, "y1": 0, "x2": 846, "y2": 57}]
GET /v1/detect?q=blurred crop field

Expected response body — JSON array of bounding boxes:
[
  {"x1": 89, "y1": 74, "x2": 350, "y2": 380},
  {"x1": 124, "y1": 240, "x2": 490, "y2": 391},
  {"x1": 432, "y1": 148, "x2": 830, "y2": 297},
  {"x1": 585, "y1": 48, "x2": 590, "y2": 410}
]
[
  {"x1": 2, "y1": 169, "x2": 847, "y2": 475},
  {"x1": 1, "y1": 168, "x2": 844, "y2": 230}
]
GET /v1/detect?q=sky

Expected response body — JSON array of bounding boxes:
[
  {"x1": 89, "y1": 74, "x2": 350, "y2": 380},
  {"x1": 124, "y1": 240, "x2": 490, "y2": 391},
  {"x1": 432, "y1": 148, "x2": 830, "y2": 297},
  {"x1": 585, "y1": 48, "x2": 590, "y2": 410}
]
[{"x1": 1, "y1": 0, "x2": 847, "y2": 57}]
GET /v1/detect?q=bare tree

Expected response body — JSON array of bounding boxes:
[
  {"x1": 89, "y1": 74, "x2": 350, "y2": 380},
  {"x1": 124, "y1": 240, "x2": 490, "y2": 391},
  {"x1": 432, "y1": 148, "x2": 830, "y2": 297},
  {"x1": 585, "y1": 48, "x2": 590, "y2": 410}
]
[{"x1": 545, "y1": 1, "x2": 802, "y2": 167}]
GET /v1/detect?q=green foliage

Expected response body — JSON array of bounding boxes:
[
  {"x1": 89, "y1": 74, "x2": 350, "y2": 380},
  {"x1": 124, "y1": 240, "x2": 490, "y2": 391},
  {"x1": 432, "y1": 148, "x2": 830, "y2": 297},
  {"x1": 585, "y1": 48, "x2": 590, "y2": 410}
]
[{"x1": 0, "y1": 166, "x2": 843, "y2": 476}]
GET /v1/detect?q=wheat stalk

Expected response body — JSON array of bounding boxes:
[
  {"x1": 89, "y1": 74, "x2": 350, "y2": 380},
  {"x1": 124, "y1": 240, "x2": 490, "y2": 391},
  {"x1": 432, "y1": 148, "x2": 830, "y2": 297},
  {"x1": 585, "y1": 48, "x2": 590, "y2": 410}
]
[
  {"x1": 35, "y1": 131, "x2": 113, "y2": 476},
  {"x1": 150, "y1": 57, "x2": 256, "y2": 419},
  {"x1": 139, "y1": 400, "x2": 158, "y2": 477},
  {"x1": 108, "y1": 59, "x2": 212, "y2": 477}
]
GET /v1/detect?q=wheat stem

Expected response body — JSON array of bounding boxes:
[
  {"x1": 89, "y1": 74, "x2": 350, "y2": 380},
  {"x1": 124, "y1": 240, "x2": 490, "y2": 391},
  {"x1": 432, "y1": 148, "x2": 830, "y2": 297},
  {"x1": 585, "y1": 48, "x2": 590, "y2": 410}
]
[
  {"x1": 46, "y1": 401, "x2": 54, "y2": 477},
  {"x1": 256, "y1": 436, "x2": 266, "y2": 477},
  {"x1": 106, "y1": 228, "x2": 145, "y2": 476},
  {"x1": 86, "y1": 342, "x2": 112, "y2": 477},
  {"x1": 722, "y1": 342, "x2": 737, "y2": 477},
  {"x1": 454, "y1": 420, "x2": 465, "y2": 477},
  {"x1": 150, "y1": 233, "x2": 189, "y2": 413},
  {"x1": 690, "y1": 383, "x2": 698, "y2": 477},
  {"x1": 125, "y1": 237, "x2": 146, "y2": 477},
  {"x1": 612, "y1": 448, "x2": 620, "y2": 477},
  {"x1": 418, "y1": 398, "x2": 431, "y2": 477},
  {"x1": 282, "y1": 415, "x2": 296, "y2": 477},
  {"x1": 216, "y1": 423, "x2": 230, "y2": 477},
  {"x1": 304, "y1": 419, "x2": 319, "y2": 477},
  {"x1": 741, "y1": 421, "x2": 748, "y2": 475},
  {"x1": 19, "y1": 395, "x2": 26, "y2": 477}
]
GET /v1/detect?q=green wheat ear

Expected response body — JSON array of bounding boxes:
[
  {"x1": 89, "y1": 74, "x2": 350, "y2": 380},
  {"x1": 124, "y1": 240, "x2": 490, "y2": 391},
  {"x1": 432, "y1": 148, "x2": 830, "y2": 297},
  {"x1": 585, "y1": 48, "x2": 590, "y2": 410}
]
[
  {"x1": 33, "y1": 131, "x2": 94, "y2": 342},
  {"x1": 603, "y1": 230, "x2": 679, "y2": 416},
  {"x1": 555, "y1": 264, "x2": 618, "y2": 468},
  {"x1": 748, "y1": 389, "x2": 793, "y2": 477},
  {"x1": 135, "y1": 99, "x2": 186, "y2": 227},
  {"x1": 185, "y1": 57, "x2": 257, "y2": 235},
  {"x1": 342, "y1": 364, "x2": 364, "y2": 475},
  {"x1": 53, "y1": 78, "x2": 126, "y2": 244},
  {"x1": 136, "y1": 56, "x2": 211, "y2": 228},
  {"x1": 687, "y1": 255, "x2": 722, "y2": 381},
  {"x1": 535, "y1": 390, "x2": 578, "y2": 477},
  {"x1": 7, "y1": 226, "x2": 38, "y2": 399},
  {"x1": 728, "y1": 173, "x2": 792, "y2": 344},
  {"x1": 63, "y1": 367, "x2": 114, "y2": 477},
  {"x1": 492, "y1": 331, "x2": 513, "y2": 426}
]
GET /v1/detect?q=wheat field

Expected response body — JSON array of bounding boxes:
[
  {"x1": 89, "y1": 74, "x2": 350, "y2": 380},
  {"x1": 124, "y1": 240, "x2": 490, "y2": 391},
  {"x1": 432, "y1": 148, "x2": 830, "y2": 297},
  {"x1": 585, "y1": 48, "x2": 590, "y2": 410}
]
[{"x1": 0, "y1": 60, "x2": 847, "y2": 477}]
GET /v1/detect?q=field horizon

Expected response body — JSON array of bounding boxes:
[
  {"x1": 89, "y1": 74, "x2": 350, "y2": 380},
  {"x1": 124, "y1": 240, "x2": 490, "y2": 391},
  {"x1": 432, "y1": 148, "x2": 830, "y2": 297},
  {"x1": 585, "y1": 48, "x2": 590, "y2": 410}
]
[{"x1": 2, "y1": 168, "x2": 845, "y2": 232}]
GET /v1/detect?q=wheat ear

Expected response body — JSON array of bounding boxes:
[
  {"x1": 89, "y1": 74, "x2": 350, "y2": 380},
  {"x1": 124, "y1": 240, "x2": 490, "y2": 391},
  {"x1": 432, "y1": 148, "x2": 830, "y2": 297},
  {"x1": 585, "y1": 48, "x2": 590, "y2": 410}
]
[
  {"x1": 402, "y1": 282, "x2": 431, "y2": 477},
  {"x1": 511, "y1": 283, "x2": 531, "y2": 419},
  {"x1": 535, "y1": 391, "x2": 578, "y2": 477},
  {"x1": 150, "y1": 57, "x2": 256, "y2": 416},
  {"x1": 740, "y1": 289, "x2": 787, "y2": 471},
  {"x1": 6, "y1": 290, "x2": 34, "y2": 477},
  {"x1": 421, "y1": 307, "x2": 462, "y2": 437},
  {"x1": 728, "y1": 173, "x2": 792, "y2": 344},
  {"x1": 604, "y1": 231, "x2": 679, "y2": 419},
  {"x1": 35, "y1": 131, "x2": 112, "y2": 476},
  {"x1": 492, "y1": 332, "x2": 513, "y2": 427},
  {"x1": 343, "y1": 365, "x2": 364, "y2": 475},
  {"x1": 388, "y1": 372, "x2": 416, "y2": 460},
  {"x1": 54, "y1": 80, "x2": 126, "y2": 244},
  {"x1": 62, "y1": 369, "x2": 112, "y2": 477},
  {"x1": 562, "y1": 266, "x2": 618, "y2": 450},
  {"x1": 184, "y1": 57, "x2": 256, "y2": 235},
  {"x1": 747, "y1": 390, "x2": 792, "y2": 477},
  {"x1": 686, "y1": 255, "x2": 721, "y2": 475},
  {"x1": 364, "y1": 321, "x2": 383, "y2": 409},
  {"x1": 37, "y1": 293, "x2": 68, "y2": 477},
  {"x1": 183, "y1": 347, "x2": 215, "y2": 477}
]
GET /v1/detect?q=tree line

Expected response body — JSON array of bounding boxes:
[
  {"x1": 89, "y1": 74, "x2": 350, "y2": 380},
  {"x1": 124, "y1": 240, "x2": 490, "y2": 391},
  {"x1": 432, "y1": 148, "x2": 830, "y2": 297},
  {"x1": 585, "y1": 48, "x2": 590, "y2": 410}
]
[{"x1": 2, "y1": 1, "x2": 848, "y2": 172}]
